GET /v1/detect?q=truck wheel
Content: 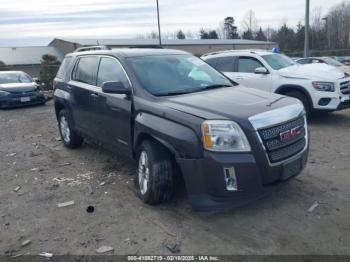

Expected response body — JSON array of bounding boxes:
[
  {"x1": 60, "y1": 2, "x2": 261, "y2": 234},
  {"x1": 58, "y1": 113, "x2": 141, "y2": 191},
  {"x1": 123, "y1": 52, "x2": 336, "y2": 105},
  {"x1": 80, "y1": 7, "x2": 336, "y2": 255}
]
[
  {"x1": 285, "y1": 91, "x2": 312, "y2": 116},
  {"x1": 58, "y1": 110, "x2": 83, "y2": 149},
  {"x1": 136, "y1": 140, "x2": 173, "y2": 205}
]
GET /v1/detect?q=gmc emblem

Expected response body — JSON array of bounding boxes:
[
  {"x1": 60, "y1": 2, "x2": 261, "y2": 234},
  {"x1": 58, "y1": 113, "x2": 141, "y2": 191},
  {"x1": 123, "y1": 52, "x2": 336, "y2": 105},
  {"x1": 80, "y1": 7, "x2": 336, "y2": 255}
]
[{"x1": 280, "y1": 126, "x2": 302, "y2": 142}]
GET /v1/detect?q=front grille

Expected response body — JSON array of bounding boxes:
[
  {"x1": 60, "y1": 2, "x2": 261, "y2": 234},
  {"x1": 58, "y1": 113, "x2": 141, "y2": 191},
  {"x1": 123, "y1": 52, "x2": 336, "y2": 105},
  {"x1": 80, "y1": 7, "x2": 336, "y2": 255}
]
[
  {"x1": 340, "y1": 81, "x2": 350, "y2": 95},
  {"x1": 258, "y1": 116, "x2": 307, "y2": 163}
]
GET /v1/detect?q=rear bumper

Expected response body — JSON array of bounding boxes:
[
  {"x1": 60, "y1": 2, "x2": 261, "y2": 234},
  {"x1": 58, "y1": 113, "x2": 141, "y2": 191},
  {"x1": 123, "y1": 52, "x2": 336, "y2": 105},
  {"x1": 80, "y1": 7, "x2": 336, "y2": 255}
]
[
  {"x1": 0, "y1": 92, "x2": 46, "y2": 109},
  {"x1": 177, "y1": 149, "x2": 308, "y2": 211}
]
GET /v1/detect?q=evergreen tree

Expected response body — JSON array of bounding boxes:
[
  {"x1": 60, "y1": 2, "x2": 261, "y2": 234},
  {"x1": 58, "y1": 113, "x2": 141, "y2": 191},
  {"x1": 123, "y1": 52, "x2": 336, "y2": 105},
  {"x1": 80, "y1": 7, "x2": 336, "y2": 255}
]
[
  {"x1": 39, "y1": 54, "x2": 60, "y2": 90},
  {"x1": 176, "y1": 29, "x2": 186, "y2": 39}
]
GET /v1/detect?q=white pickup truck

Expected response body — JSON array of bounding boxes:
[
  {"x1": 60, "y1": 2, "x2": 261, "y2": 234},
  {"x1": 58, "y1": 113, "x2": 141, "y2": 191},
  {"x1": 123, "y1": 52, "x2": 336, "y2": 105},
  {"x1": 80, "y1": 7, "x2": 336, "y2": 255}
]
[{"x1": 202, "y1": 50, "x2": 350, "y2": 114}]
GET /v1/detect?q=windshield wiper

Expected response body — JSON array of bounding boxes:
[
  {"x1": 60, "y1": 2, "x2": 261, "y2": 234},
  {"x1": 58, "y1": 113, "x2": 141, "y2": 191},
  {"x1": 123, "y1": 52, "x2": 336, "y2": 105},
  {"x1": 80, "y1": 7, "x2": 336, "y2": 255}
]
[
  {"x1": 201, "y1": 84, "x2": 232, "y2": 90},
  {"x1": 155, "y1": 84, "x2": 232, "y2": 96},
  {"x1": 156, "y1": 90, "x2": 193, "y2": 96}
]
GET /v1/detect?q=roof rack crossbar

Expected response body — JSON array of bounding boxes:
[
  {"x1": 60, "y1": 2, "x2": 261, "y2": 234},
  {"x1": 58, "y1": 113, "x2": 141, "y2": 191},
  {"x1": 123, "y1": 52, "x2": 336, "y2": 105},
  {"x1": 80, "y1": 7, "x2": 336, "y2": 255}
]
[{"x1": 74, "y1": 45, "x2": 111, "y2": 53}]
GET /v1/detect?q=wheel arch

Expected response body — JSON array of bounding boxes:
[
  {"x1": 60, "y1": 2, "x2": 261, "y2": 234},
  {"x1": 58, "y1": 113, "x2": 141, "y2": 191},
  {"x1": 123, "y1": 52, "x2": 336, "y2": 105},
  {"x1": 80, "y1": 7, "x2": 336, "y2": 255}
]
[{"x1": 275, "y1": 85, "x2": 313, "y2": 107}]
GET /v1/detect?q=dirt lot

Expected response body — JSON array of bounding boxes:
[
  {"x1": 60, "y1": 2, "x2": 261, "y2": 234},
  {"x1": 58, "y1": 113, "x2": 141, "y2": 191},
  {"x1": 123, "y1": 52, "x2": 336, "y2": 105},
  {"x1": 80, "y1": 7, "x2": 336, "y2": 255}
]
[{"x1": 1, "y1": 101, "x2": 350, "y2": 256}]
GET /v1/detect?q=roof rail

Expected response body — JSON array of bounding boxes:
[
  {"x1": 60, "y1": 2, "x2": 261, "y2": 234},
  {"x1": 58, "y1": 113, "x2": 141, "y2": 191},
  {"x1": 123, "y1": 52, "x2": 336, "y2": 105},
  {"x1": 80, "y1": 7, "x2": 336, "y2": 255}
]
[
  {"x1": 202, "y1": 48, "x2": 271, "y2": 57},
  {"x1": 74, "y1": 45, "x2": 111, "y2": 53}
]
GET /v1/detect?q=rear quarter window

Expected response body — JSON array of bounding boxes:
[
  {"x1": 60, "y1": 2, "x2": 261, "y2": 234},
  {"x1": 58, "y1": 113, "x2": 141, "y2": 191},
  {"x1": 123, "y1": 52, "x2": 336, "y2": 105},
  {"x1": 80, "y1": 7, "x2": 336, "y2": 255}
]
[{"x1": 56, "y1": 57, "x2": 72, "y2": 79}]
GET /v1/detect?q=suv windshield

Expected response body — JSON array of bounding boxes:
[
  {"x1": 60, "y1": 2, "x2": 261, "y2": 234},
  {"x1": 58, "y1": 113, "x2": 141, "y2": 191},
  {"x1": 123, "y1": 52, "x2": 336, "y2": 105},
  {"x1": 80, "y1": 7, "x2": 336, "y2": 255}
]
[
  {"x1": 262, "y1": 54, "x2": 295, "y2": 70},
  {"x1": 0, "y1": 72, "x2": 32, "y2": 84},
  {"x1": 127, "y1": 54, "x2": 233, "y2": 96}
]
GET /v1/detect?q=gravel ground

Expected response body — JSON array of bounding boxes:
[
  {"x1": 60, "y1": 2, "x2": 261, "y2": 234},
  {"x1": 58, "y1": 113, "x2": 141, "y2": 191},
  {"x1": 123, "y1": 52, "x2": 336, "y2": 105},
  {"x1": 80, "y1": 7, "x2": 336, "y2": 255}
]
[{"x1": 0, "y1": 101, "x2": 350, "y2": 256}]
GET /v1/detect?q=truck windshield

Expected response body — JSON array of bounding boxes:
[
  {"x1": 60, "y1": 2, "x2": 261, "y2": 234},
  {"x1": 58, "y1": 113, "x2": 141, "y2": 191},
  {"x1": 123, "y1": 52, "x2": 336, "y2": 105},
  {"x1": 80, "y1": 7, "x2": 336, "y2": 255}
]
[
  {"x1": 127, "y1": 54, "x2": 233, "y2": 96},
  {"x1": 262, "y1": 54, "x2": 295, "y2": 70}
]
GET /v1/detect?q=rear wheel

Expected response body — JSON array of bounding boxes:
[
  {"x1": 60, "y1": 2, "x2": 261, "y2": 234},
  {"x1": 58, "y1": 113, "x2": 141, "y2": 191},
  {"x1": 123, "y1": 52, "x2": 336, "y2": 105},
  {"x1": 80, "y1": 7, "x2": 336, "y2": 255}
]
[
  {"x1": 284, "y1": 91, "x2": 312, "y2": 116},
  {"x1": 136, "y1": 140, "x2": 173, "y2": 205},
  {"x1": 58, "y1": 110, "x2": 83, "y2": 149}
]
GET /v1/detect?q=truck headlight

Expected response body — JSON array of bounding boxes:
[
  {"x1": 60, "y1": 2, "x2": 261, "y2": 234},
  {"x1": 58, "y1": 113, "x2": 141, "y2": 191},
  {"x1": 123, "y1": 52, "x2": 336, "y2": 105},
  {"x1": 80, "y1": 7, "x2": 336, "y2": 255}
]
[
  {"x1": 201, "y1": 120, "x2": 251, "y2": 152},
  {"x1": 0, "y1": 90, "x2": 10, "y2": 97},
  {"x1": 312, "y1": 82, "x2": 335, "y2": 92}
]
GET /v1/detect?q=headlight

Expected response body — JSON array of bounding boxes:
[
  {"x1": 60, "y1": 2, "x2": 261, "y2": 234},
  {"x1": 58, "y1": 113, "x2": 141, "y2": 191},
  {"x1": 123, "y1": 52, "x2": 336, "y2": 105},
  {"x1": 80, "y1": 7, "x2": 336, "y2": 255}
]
[
  {"x1": 0, "y1": 90, "x2": 10, "y2": 97},
  {"x1": 201, "y1": 120, "x2": 251, "y2": 152},
  {"x1": 312, "y1": 81, "x2": 335, "y2": 92}
]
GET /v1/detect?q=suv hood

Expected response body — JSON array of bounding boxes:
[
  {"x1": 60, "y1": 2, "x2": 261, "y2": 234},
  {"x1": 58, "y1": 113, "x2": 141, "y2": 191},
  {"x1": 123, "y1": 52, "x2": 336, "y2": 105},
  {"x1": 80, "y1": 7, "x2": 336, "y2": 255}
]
[
  {"x1": 0, "y1": 82, "x2": 37, "y2": 92},
  {"x1": 163, "y1": 86, "x2": 302, "y2": 128},
  {"x1": 278, "y1": 63, "x2": 345, "y2": 81}
]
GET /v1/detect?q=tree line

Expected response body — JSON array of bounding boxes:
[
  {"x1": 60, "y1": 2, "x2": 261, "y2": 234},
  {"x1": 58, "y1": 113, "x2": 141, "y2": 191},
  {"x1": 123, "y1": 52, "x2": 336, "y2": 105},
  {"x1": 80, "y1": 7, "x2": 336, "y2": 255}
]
[{"x1": 144, "y1": 1, "x2": 350, "y2": 53}]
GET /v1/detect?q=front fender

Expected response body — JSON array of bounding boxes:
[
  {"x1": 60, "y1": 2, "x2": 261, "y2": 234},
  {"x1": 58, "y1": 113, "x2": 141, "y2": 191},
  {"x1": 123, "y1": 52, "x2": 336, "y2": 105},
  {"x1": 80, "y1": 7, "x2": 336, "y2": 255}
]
[{"x1": 134, "y1": 112, "x2": 203, "y2": 159}]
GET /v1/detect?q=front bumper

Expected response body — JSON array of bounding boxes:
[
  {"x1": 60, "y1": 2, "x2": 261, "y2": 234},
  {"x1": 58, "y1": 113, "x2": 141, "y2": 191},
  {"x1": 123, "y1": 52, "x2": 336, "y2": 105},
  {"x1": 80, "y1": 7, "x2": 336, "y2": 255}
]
[
  {"x1": 0, "y1": 91, "x2": 46, "y2": 109},
  {"x1": 177, "y1": 149, "x2": 308, "y2": 211},
  {"x1": 337, "y1": 98, "x2": 350, "y2": 110}
]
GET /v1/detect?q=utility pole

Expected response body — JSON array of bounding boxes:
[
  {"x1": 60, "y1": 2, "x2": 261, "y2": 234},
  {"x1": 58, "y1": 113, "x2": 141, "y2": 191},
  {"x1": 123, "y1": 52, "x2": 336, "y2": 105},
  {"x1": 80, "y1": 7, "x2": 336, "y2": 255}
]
[
  {"x1": 156, "y1": 0, "x2": 162, "y2": 46},
  {"x1": 322, "y1": 17, "x2": 331, "y2": 49},
  {"x1": 304, "y1": 0, "x2": 310, "y2": 57}
]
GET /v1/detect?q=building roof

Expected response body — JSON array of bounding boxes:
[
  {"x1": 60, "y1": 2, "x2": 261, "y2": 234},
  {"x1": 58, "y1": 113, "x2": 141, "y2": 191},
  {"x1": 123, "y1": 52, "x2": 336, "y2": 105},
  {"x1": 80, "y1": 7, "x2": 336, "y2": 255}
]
[
  {"x1": 50, "y1": 38, "x2": 276, "y2": 47},
  {"x1": 0, "y1": 46, "x2": 64, "y2": 66}
]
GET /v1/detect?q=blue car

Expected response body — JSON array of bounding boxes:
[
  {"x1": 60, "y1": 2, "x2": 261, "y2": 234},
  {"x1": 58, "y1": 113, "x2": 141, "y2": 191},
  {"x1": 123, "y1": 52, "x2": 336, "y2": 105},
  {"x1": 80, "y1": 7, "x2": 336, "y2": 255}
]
[{"x1": 0, "y1": 71, "x2": 46, "y2": 109}]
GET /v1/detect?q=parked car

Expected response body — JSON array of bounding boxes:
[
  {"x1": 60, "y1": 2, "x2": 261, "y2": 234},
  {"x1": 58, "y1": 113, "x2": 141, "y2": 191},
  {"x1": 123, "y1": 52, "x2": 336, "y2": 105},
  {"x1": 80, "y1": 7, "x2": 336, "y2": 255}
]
[
  {"x1": 0, "y1": 71, "x2": 46, "y2": 109},
  {"x1": 54, "y1": 48, "x2": 309, "y2": 211},
  {"x1": 336, "y1": 56, "x2": 350, "y2": 66},
  {"x1": 202, "y1": 50, "x2": 350, "y2": 114},
  {"x1": 296, "y1": 57, "x2": 350, "y2": 74}
]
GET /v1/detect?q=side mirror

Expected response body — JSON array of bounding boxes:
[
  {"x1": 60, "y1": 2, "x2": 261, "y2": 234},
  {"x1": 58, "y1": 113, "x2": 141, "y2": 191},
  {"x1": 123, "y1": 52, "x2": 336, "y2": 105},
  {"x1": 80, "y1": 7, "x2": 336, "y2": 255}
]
[
  {"x1": 101, "y1": 81, "x2": 131, "y2": 95},
  {"x1": 254, "y1": 67, "x2": 269, "y2": 74}
]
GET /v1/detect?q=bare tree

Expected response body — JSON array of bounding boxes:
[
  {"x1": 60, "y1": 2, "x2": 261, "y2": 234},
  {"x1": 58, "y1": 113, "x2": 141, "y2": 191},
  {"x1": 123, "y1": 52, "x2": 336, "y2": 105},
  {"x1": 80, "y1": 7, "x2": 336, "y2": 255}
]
[{"x1": 241, "y1": 10, "x2": 259, "y2": 35}]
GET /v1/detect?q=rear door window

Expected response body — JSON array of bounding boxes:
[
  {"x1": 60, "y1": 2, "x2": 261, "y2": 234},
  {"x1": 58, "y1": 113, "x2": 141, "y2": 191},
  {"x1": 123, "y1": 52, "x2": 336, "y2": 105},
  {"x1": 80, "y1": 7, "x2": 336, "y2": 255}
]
[
  {"x1": 72, "y1": 56, "x2": 99, "y2": 86},
  {"x1": 206, "y1": 57, "x2": 234, "y2": 72}
]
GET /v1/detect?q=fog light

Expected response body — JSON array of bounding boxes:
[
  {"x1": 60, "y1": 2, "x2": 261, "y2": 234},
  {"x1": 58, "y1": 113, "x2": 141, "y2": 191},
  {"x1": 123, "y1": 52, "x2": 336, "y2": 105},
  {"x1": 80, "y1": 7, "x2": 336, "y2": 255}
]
[
  {"x1": 223, "y1": 167, "x2": 238, "y2": 191},
  {"x1": 318, "y1": 98, "x2": 331, "y2": 106}
]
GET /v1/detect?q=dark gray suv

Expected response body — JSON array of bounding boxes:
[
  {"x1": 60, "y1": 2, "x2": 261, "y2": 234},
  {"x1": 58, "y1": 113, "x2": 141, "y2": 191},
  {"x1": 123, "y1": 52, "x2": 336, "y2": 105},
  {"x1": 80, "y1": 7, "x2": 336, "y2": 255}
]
[{"x1": 53, "y1": 48, "x2": 309, "y2": 211}]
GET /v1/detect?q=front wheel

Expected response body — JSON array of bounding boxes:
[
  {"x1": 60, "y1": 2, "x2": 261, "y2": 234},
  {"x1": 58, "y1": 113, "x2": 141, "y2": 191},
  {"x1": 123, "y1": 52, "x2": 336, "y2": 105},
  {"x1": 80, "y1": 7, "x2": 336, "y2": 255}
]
[{"x1": 136, "y1": 140, "x2": 173, "y2": 205}]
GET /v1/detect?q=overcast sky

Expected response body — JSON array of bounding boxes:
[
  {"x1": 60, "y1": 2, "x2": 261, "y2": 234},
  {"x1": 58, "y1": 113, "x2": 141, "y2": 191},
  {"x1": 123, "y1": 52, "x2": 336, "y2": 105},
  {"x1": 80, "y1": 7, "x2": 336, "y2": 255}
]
[{"x1": 0, "y1": 0, "x2": 345, "y2": 46}]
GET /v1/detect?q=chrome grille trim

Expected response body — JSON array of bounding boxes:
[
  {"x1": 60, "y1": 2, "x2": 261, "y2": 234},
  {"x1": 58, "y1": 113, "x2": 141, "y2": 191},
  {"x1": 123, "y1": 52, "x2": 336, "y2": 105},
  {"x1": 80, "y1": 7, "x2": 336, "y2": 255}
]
[{"x1": 249, "y1": 104, "x2": 308, "y2": 166}]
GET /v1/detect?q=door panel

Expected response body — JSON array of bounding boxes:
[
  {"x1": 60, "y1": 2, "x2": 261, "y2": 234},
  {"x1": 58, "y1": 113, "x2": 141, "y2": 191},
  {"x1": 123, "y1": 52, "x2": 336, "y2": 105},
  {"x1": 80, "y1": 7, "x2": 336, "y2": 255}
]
[
  {"x1": 69, "y1": 56, "x2": 100, "y2": 135},
  {"x1": 93, "y1": 57, "x2": 132, "y2": 154}
]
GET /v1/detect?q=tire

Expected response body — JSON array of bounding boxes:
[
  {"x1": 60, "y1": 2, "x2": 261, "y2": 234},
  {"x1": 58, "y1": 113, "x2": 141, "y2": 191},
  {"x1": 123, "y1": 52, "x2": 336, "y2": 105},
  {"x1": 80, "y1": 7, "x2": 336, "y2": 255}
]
[
  {"x1": 136, "y1": 140, "x2": 173, "y2": 205},
  {"x1": 58, "y1": 110, "x2": 83, "y2": 149},
  {"x1": 284, "y1": 91, "x2": 312, "y2": 116}
]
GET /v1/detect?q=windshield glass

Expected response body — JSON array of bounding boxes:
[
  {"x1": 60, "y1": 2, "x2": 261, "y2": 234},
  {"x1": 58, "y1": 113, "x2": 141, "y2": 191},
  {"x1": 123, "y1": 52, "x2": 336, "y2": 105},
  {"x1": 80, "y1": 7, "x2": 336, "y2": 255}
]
[
  {"x1": 0, "y1": 72, "x2": 32, "y2": 84},
  {"x1": 322, "y1": 57, "x2": 343, "y2": 67},
  {"x1": 262, "y1": 54, "x2": 295, "y2": 70},
  {"x1": 127, "y1": 54, "x2": 233, "y2": 96}
]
